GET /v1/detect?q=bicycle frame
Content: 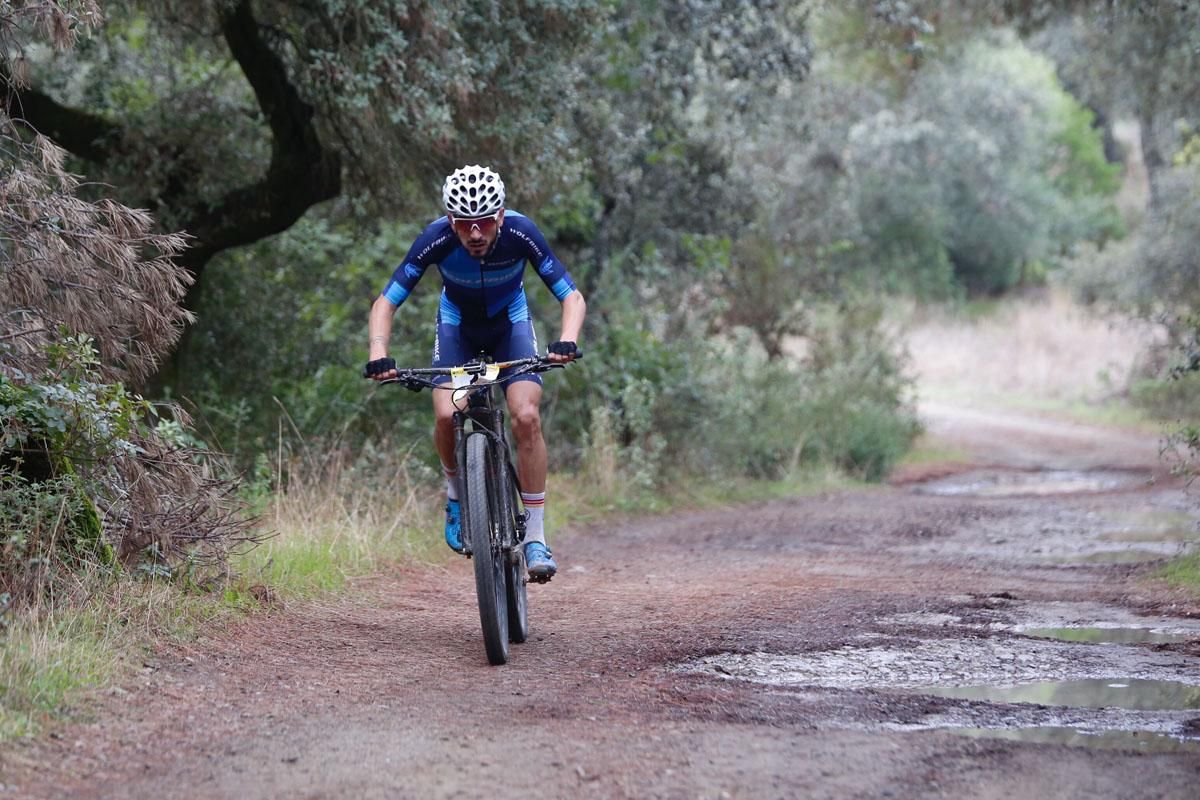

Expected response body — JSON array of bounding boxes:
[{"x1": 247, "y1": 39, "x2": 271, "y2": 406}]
[{"x1": 451, "y1": 378, "x2": 526, "y2": 557}]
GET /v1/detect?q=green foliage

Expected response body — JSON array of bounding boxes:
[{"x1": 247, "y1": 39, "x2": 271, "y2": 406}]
[
  {"x1": 0, "y1": 336, "x2": 254, "y2": 604},
  {"x1": 554, "y1": 292, "x2": 919, "y2": 486},
  {"x1": 846, "y1": 38, "x2": 1122, "y2": 296},
  {"x1": 1030, "y1": 0, "x2": 1200, "y2": 193},
  {"x1": 0, "y1": 336, "x2": 143, "y2": 598},
  {"x1": 1175, "y1": 128, "x2": 1200, "y2": 167},
  {"x1": 28, "y1": 0, "x2": 608, "y2": 221},
  {"x1": 2, "y1": 336, "x2": 146, "y2": 461},
  {"x1": 174, "y1": 216, "x2": 436, "y2": 459},
  {"x1": 1156, "y1": 552, "x2": 1200, "y2": 597},
  {"x1": 1130, "y1": 373, "x2": 1200, "y2": 424}
]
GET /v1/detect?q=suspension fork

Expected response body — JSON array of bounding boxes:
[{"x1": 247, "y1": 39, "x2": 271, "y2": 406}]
[{"x1": 452, "y1": 411, "x2": 471, "y2": 555}]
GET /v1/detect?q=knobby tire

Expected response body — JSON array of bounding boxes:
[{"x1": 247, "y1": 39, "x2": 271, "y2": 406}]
[
  {"x1": 466, "y1": 432, "x2": 509, "y2": 665},
  {"x1": 504, "y1": 457, "x2": 529, "y2": 643}
]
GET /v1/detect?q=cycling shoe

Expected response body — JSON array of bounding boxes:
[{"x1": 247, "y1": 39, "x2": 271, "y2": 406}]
[
  {"x1": 524, "y1": 541, "x2": 557, "y2": 581},
  {"x1": 445, "y1": 500, "x2": 464, "y2": 553}
]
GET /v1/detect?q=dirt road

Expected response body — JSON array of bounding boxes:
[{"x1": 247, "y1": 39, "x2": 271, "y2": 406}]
[{"x1": 5, "y1": 403, "x2": 1200, "y2": 799}]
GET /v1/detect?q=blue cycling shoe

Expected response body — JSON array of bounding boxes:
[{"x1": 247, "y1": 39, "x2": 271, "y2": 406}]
[
  {"x1": 524, "y1": 541, "x2": 557, "y2": 581},
  {"x1": 444, "y1": 500, "x2": 464, "y2": 553}
]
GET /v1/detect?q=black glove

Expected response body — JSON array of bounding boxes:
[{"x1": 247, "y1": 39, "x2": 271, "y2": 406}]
[
  {"x1": 548, "y1": 340, "x2": 578, "y2": 358},
  {"x1": 363, "y1": 357, "x2": 396, "y2": 378}
]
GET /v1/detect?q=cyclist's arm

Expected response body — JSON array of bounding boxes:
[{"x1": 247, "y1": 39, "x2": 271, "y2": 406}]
[
  {"x1": 512, "y1": 215, "x2": 585, "y2": 358},
  {"x1": 368, "y1": 295, "x2": 398, "y2": 361},
  {"x1": 368, "y1": 220, "x2": 448, "y2": 365},
  {"x1": 552, "y1": 290, "x2": 586, "y2": 362}
]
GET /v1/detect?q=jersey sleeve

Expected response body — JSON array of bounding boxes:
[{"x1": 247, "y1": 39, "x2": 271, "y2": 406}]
[
  {"x1": 516, "y1": 217, "x2": 578, "y2": 302},
  {"x1": 379, "y1": 220, "x2": 454, "y2": 307}
]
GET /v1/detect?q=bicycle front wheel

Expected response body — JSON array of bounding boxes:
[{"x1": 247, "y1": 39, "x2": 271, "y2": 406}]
[{"x1": 465, "y1": 432, "x2": 509, "y2": 665}]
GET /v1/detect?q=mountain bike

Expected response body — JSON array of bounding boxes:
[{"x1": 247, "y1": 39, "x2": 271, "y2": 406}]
[{"x1": 376, "y1": 353, "x2": 577, "y2": 665}]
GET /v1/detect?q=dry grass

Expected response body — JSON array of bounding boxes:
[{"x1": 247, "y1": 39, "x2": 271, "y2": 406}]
[
  {"x1": 1, "y1": 441, "x2": 446, "y2": 741},
  {"x1": 0, "y1": 568, "x2": 235, "y2": 739},
  {"x1": 233, "y1": 442, "x2": 444, "y2": 597},
  {"x1": 905, "y1": 289, "x2": 1164, "y2": 408}
]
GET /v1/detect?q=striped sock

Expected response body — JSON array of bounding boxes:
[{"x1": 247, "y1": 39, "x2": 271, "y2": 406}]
[
  {"x1": 443, "y1": 463, "x2": 460, "y2": 502},
  {"x1": 521, "y1": 491, "x2": 546, "y2": 546}
]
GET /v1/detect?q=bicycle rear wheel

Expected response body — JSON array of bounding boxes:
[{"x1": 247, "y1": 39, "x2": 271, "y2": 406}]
[
  {"x1": 506, "y1": 550, "x2": 529, "y2": 644},
  {"x1": 465, "y1": 432, "x2": 509, "y2": 665},
  {"x1": 499, "y1": 458, "x2": 529, "y2": 644}
]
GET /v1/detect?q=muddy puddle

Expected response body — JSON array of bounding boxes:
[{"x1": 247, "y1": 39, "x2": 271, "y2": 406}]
[
  {"x1": 1021, "y1": 626, "x2": 1195, "y2": 645},
  {"x1": 683, "y1": 635, "x2": 1200, "y2": 745},
  {"x1": 895, "y1": 483, "x2": 1199, "y2": 567},
  {"x1": 919, "y1": 678, "x2": 1200, "y2": 710},
  {"x1": 914, "y1": 469, "x2": 1145, "y2": 498},
  {"x1": 941, "y1": 726, "x2": 1200, "y2": 753},
  {"x1": 682, "y1": 638, "x2": 1200, "y2": 691},
  {"x1": 1097, "y1": 510, "x2": 1200, "y2": 543},
  {"x1": 1057, "y1": 550, "x2": 1169, "y2": 564}
]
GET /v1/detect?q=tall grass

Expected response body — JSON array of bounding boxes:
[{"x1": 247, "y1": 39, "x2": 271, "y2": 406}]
[
  {"x1": 1156, "y1": 552, "x2": 1200, "y2": 596},
  {"x1": 0, "y1": 569, "x2": 238, "y2": 739},
  {"x1": 234, "y1": 440, "x2": 443, "y2": 596},
  {"x1": 1, "y1": 437, "x2": 448, "y2": 740},
  {"x1": 905, "y1": 288, "x2": 1163, "y2": 409}
]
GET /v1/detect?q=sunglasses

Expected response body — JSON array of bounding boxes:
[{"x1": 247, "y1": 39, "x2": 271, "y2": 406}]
[{"x1": 451, "y1": 213, "x2": 500, "y2": 236}]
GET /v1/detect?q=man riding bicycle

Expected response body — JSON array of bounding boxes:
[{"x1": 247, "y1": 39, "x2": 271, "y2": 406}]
[{"x1": 364, "y1": 165, "x2": 586, "y2": 580}]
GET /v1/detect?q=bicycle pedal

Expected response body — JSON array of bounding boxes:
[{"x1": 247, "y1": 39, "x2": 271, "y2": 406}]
[{"x1": 527, "y1": 574, "x2": 552, "y2": 584}]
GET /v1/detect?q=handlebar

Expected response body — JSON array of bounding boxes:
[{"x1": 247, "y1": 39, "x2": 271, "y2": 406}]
[{"x1": 367, "y1": 351, "x2": 582, "y2": 392}]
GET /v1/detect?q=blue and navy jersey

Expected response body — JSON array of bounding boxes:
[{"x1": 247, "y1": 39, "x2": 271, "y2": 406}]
[{"x1": 380, "y1": 211, "x2": 577, "y2": 325}]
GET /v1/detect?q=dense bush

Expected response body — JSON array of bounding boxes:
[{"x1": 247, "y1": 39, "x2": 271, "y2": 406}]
[
  {"x1": 0, "y1": 337, "x2": 254, "y2": 605},
  {"x1": 0, "y1": 126, "x2": 251, "y2": 606},
  {"x1": 170, "y1": 216, "x2": 437, "y2": 458},
  {"x1": 847, "y1": 38, "x2": 1121, "y2": 296}
]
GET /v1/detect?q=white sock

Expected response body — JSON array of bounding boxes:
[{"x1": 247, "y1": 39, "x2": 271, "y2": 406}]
[
  {"x1": 443, "y1": 464, "x2": 461, "y2": 502},
  {"x1": 521, "y1": 491, "x2": 546, "y2": 546}
]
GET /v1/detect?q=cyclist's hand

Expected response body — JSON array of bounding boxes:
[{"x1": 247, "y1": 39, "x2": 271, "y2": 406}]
[
  {"x1": 547, "y1": 340, "x2": 579, "y2": 363},
  {"x1": 363, "y1": 357, "x2": 397, "y2": 380}
]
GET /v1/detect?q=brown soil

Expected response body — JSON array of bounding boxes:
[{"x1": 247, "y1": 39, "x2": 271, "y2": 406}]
[{"x1": 3, "y1": 404, "x2": 1199, "y2": 799}]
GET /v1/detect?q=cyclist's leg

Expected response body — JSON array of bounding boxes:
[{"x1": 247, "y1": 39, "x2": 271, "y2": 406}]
[
  {"x1": 494, "y1": 318, "x2": 546, "y2": 497},
  {"x1": 431, "y1": 316, "x2": 471, "y2": 475},
  {"x1": 431, "y1": 314, "x2": 475, "y2": 553},
  {"x1": 505, "y1": 380, "x2": 546, "y2": 495},
  {"x1": 497, "y1": 321, "x2": 556, "y2": 577}
]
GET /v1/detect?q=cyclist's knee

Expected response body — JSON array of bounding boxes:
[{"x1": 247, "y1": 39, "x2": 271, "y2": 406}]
[
  {"x1": 434, "y1": 403, "x2": 455, "y2": 431},
  {"x1": 509, "y1": 402, "x2": 541, "y2": 439}
]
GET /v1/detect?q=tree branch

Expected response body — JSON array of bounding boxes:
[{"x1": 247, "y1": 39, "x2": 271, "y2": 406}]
[
  {"x1": 6, "y1": 0, "x2": 342, "y2": 312},
  {"x1": 3, "y1": 81, "x2": 123, "y2": 164},
  {"x1": 174, "y1": 0, "x2": 341, "y2": 294}
]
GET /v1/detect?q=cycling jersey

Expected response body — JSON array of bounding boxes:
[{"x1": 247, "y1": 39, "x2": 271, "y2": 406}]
[{"x1": 381, "y1": 211, "x2": 577, "y2": 325}]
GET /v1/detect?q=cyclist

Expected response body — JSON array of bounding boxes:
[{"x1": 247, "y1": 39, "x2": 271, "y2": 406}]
[{"x1": 364, "y1": 165, "x2": 585, "y2": 580}]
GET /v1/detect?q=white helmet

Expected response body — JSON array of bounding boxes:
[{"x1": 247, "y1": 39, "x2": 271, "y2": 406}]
[{"x1": 442, "y1": 164, "x2": 505, "y2": 217}]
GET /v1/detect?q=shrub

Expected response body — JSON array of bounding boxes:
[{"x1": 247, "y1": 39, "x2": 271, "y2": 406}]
[
  {"x1": 0, "y1": 128, "x2": 254, "y2": 607},
  {"x1": 571, "y1": 297, "x2": 920, "y2": 488},
  {"x1": 0, "y1": 337, "x2": 257, "y2": 605},
  {"x1": 847, "y1": 38, "x2": 1122, "y2": 297}
]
